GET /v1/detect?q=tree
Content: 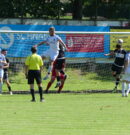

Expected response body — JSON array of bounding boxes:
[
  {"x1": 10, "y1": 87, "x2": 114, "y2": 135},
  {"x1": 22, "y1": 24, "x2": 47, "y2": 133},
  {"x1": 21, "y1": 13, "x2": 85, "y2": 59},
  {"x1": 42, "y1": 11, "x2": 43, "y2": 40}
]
[
  {"x1": 69, "y1": 0, "x2": 84, "y2": 20},
  {"x1": 0, "y1": 0, "x2": 14, "y2": 17}
]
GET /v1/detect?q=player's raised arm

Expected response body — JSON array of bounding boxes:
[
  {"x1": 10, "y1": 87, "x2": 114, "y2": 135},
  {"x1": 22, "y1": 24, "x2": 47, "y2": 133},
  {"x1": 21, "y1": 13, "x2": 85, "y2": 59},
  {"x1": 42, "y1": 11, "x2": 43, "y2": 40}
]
[
  {"x1": 34, "y1": 41, "x2": 48, "y2": 48},
  {"x1": 59, "y1": 39, "x2": 67, "y2": 51},
  {"x1": 104, "y1": 51, "x2": 114, "y2": 56}
]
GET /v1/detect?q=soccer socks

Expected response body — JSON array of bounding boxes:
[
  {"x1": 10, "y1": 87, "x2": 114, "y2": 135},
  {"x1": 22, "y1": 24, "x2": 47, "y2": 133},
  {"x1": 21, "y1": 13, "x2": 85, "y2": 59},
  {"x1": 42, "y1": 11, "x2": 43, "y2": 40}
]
[
  {"x1": 48, "y1": 65, "x2": 53, "y2": 74},
  {"x1": 115, "y1": 78, "x2": 120, "y2": 87},
  {"x1": 126, "y1": 83, "x2": 130, "y2": 96},
  {"x1": 38, "y1": 87, "x2": 43, "y2": 100},
  {"x1": 30, "y1": 89, "x2": 35, "y2": 101},
  {"x1": 122, "y1": 82, "x2": 126, "y2": 96},
  {"x1": 58, "y1": 83, "x2": 64, "y2": 93},
  {"x1": 43, "y1": 65, "x2": 52, "y2": 80},
  {"x1": 0, "y1": 82, "x2": 3, "y2": 94},
  {"x1": 45, "y1": 82, "x2": 52, "y2": 92},
  {"x1": 57, "y1": 76, "x2": 60, "y2": 82},
  {"x1": 30, "y1": 88, "x2": 43, "y2": 101},
  {"x1": 8, "y1": 86, "x2": 11, "y2": 92}
]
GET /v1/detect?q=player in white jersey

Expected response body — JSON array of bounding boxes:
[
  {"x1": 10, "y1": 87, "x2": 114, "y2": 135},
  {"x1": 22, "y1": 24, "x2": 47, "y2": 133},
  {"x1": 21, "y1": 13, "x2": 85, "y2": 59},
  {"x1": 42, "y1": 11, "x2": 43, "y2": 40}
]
[
  {"x1": 0, "y1": 48, "x2": 7, "y2": 94},
  {"x1": 34, "y1": 27, "x2": 67, "y2": 80},
  {"x1": 121, "y1": 52, "x2": 130, "y2": 97}
]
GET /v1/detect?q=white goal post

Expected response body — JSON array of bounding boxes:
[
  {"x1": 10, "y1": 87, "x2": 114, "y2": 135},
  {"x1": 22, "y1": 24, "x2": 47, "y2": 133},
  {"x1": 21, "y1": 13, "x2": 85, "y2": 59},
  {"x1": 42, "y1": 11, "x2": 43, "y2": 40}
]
[
  {"x1": 0, "y1": 30, "x2": 130, "y2": 91},
  {"x1": 0, "y1": 30, "x2": 130, "y2": 34}
]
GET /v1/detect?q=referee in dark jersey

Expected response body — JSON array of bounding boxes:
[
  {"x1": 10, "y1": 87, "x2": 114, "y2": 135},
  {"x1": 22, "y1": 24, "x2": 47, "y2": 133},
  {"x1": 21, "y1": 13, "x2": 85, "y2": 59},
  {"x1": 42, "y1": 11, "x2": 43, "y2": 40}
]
[
  {"x1": 25, "y1": 47, "x2": 44, "y2": 102},
  {"x1": 104, "y1": 39, "x2": 127, "y2": 92}
]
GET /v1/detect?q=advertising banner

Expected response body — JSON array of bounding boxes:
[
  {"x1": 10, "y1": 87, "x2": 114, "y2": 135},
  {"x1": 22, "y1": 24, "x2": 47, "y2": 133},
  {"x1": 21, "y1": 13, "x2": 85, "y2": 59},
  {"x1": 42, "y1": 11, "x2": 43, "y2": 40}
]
[
  {"x1": 0, "y1": 24, "x2": 110, "y2": 58},
  {"x1": 66, "y1": 34, "x2": 104, "y2": 52}
]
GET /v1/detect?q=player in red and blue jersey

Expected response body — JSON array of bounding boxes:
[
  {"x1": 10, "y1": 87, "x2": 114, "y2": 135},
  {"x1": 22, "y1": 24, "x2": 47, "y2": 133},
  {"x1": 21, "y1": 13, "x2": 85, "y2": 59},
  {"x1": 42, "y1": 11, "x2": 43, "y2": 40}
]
[{"x1": 45, "y1": 60, "x2": 67, "y2": 93}]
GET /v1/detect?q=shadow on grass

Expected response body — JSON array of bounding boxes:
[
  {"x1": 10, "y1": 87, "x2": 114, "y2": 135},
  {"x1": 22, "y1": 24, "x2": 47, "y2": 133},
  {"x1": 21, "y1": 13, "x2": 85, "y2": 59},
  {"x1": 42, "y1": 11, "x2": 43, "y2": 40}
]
[{"x1": 66, "y1": 63, "x2": 114, "y2": 82}]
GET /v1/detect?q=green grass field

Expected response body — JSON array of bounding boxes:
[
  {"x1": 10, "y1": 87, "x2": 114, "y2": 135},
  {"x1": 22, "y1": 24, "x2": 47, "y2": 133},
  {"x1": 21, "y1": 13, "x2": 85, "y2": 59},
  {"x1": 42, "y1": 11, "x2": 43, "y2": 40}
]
[
  {"x1": 2, "y1": 68, "x2": 117, "y2": 93},
  {"x1": 1, "y1": 29, "x2": 130, "y2": 135},
  {"x1": 0, "y1": 93, "x2": 130, "y2": 135}
]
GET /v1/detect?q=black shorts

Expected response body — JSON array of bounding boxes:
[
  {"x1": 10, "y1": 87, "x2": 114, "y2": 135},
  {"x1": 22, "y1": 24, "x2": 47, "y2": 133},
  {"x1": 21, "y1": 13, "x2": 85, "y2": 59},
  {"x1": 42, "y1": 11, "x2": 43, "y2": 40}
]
[
  {"x1": 55, "y1": 59, "x2": 65, "y2": 70},
  {"x1": 28, "y1": 70, "x2": 42, "y2": 84},
  {"x1": 3, "y1": 72, "x2": 8, "y2": 80},
  {"x1": 111, "y1": 64, "x2": 123, "y2": 75}
]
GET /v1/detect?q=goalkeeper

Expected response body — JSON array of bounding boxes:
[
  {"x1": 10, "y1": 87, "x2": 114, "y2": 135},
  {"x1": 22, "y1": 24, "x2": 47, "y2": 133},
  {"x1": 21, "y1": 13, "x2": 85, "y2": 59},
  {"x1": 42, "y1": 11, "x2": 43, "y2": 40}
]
[{"x1": 34, "y1": 27, "x2": 67, "y2": 80}]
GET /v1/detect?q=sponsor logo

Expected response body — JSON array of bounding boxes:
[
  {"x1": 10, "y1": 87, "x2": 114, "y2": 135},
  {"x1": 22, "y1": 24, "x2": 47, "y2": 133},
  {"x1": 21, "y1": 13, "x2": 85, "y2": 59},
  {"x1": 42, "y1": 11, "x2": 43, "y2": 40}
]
[{"x1": 0, "y1": 27, "x2": 14, "y2": 49}]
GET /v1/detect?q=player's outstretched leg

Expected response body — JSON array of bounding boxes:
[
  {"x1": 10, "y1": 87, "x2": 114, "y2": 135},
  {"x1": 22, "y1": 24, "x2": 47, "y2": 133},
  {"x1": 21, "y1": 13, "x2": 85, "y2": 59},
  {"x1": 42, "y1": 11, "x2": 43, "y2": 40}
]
[
  {"x1": 43, "y1": 60, "x2": 54, "y2": 80},
  {"x1": 45, "y1": 82, "x2": 52, "y2": 93},
  {"x1": 43, "y1": 73, "x2": 50, "y2": 80},
  {"x1": 112, "y1": 76, "x2": 120, "y2": 93}
]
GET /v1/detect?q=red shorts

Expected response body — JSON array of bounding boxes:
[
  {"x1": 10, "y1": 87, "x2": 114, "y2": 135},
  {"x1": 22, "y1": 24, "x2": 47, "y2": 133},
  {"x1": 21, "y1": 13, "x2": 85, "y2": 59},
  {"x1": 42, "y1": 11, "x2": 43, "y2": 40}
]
[{"x1": 52, "y1": 68, "x2": 64, "y2": 80}]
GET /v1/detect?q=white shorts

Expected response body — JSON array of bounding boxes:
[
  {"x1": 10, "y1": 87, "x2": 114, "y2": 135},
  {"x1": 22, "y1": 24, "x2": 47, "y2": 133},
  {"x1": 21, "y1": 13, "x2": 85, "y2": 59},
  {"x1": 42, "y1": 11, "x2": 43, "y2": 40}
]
[
  {"x1": 0, "y1": 69, "x2": 4, "y2": 78},
  {"x1": 121, "y1": 73, "x2": 130, "y2": 82},
  {"x1": 42, "y1": 49, "x2": 59, "y2": 61}
]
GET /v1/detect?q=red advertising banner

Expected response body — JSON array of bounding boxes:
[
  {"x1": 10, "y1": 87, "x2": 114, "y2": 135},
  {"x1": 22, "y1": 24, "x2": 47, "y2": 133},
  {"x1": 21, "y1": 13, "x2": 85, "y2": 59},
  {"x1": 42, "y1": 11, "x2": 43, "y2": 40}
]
[{"x1": 66, "y1": 34, "x2": 104, "y2": 52}]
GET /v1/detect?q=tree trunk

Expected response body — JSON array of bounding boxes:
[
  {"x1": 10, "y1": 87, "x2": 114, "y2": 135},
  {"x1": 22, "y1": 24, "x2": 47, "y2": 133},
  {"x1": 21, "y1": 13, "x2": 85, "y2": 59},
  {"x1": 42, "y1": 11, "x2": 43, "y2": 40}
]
[{"x1": 72, "y1": 0, "x2": 83, "y2": 20}]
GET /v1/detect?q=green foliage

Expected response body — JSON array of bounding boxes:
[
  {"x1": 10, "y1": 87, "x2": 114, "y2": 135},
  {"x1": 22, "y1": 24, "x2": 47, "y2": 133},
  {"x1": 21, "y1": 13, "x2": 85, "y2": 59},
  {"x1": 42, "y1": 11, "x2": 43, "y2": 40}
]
[{"x1": 0, "y1": 0, "x2": 130, "y2": 20}]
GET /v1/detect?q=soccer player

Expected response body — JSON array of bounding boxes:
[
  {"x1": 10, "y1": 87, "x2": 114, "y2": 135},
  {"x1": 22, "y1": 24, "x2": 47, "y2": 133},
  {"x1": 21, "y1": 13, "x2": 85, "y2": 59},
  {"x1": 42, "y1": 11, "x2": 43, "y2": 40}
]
[
  {"x1": 121, "y1": 52, "x2": 130, "y2": 97},
  {"x1": 25, "y1": 47, "x2": 44, "y2": 102},
  {"x1": 1, "y1": 49, "x2": 13, "y2": 95},
  {"x1": 0, "y1": 48, "x2": 7, "y2": 94},
  {"x1": 54, "y1": 44, "x2": 66, "y2": 88},
  {"x1": 104, "y1": 39, "x2": 127, "y2": 92},
  {"x1": 45, "y1": 44, "x2": 67, "y2": 93},
  {"x1": 34, "y1": 27, "x2": 67, "y2": 80},
  {"x1": 45, "y1": 60, "x2": 67, "y2": 93}
]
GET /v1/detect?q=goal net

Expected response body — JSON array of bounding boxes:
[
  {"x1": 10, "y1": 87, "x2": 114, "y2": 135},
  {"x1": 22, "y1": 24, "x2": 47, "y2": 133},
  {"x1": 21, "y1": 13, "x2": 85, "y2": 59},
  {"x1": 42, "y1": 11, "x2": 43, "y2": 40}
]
[{"x1": 0, "y1": 30, "x2": 129, "y2": 92}]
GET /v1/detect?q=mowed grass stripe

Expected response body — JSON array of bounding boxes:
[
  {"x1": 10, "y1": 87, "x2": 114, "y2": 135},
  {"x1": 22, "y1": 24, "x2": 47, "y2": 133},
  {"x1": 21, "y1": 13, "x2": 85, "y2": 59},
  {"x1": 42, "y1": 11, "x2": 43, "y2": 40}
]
[{"x1": 0, "y1": 94, "x2": 130, "y2": 135}]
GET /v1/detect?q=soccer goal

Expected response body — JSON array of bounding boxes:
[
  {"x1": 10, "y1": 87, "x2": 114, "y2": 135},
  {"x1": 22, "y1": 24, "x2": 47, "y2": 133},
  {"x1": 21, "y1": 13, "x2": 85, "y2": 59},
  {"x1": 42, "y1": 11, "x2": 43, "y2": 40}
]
[{"x1": 0, "y1": 30, "x2": 130, "y2": 91}]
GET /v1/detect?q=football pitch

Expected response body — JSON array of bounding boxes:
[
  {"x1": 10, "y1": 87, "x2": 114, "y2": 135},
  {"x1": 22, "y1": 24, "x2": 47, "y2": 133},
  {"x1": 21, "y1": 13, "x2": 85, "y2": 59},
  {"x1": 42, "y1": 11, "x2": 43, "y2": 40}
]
[{"x1": 0, "y1": 93, "x2": 130, "y2": 135}]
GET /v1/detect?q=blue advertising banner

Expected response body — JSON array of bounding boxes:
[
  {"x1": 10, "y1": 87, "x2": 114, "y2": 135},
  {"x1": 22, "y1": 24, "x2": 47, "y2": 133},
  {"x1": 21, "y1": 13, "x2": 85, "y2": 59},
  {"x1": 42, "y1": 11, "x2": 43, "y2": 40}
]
[{"x1": 0, "y1": 24, "x2": 110, "y2": 58}]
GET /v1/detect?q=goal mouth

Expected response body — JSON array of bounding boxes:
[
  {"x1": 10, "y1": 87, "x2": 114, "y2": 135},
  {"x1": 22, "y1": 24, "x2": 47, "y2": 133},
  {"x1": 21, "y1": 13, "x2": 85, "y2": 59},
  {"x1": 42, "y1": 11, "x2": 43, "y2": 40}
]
[{"x1": 1, "y1": 29, "x2": 129, "y2": 92}]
